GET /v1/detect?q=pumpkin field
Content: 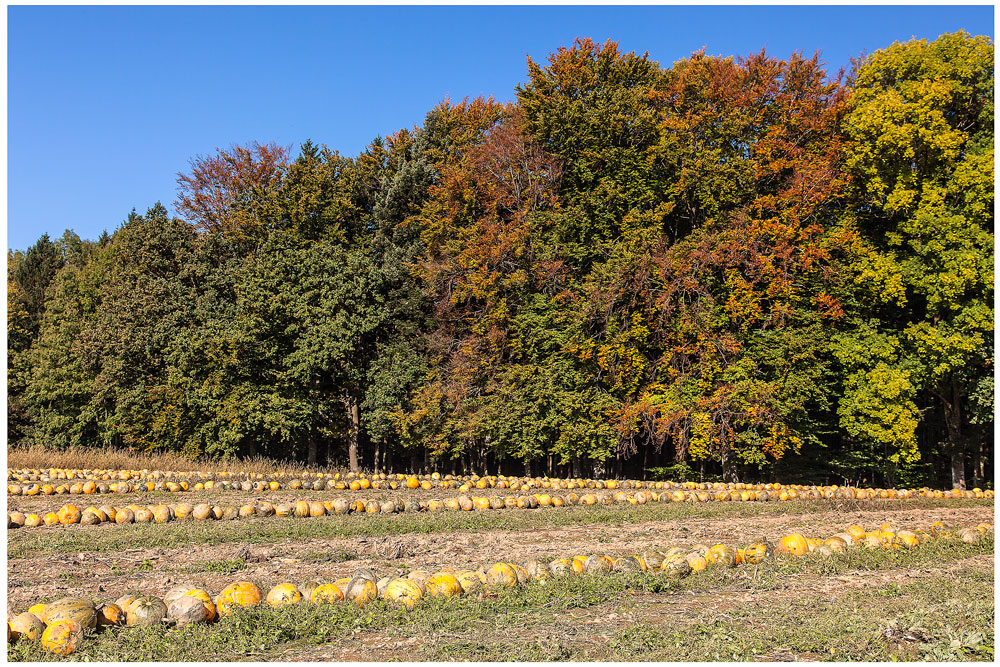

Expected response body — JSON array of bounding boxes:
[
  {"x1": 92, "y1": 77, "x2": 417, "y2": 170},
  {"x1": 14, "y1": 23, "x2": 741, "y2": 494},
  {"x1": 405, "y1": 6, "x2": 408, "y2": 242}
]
[{"x1": 6, "y1": 461, "x2": 995, "y2": 662}]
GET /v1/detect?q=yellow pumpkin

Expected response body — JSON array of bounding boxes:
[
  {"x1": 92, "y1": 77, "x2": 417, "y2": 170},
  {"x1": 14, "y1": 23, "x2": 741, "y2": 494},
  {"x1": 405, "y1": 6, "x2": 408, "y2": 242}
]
[
  {"x1": 310, "y1": 584, "x2": 344, "y2": 604},
  {"x1": 383, "y1": 578, "x2": 423, "y2": 609},
  {"x1": 40, "y1": 620, "x2": 83, "y2": 655},
  {"x1": 845, "y1": 525, "x2": 866, "y2": 541},
  {"x1": 10, "y1": 612, "x2": 45, "y2": 641},
  {"x1": 266, "y1": 584, "x2": 302, "y2": 606},
  {"x1": 685, "y1": 552, "x2": 708, "y2": 572},
  {"x1": 706, "y1": 544, "x2": 738, "y2": 568},
  {"x1": 344, "y1": 578, "x2": 378, "y2": 608},
  {"x1": 485, "y1": 563, "x2": 519, "y2": 588},
  {"x1": 426, "y1": 573, "x2": 463, "y2": 598}
]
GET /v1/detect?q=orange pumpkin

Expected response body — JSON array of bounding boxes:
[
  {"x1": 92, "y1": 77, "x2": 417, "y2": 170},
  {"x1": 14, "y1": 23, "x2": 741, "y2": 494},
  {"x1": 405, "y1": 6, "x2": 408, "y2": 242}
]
[
  {"x1": 776, "y1": 533, "x2": 809, "y2": 556},
  {"x1": 216, "y1": 582, "x2": 262, "y2": 615},
  {"x1": 57, "y1": 505, "x2": 82, "y2": 525},
  {"x1": 96, "y1": 603, "x2": 124, "y2": 627}
]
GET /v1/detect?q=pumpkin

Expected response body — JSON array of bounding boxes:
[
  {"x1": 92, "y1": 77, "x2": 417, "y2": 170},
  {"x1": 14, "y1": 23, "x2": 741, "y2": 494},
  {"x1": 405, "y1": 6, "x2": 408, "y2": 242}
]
[
  {"x1": 10, "y1": 612, "x2": 45, "y2": 641},
  {"x1": 168, "y1": 596, "x2": 212, "y2": 627},
  {"x1": 266, "y1": 584, "x2": 302, "y2": 606},
  {"x1": 642, "y1": 551, "x2": 666, "y2": 570},
  {"x1": 216, "y1": 582, "x2": 262, "y2": 615},
  {"x1": 57, "y1": 505, "x2": 81, "y2": 525},
  {"x1": 662, "y1": 556, "x2": 692, "y2": 578},
  {"x1": 685, "y1": 552, "x2": 708, "y2": 572},
  {"x1": 310, "y1": 584, "x2": 344, "y2": 604},
  {"x1": 383, "y1": 578, "x2": 423, "y2": 609},
  {"x1": 456, "y1": 570, "x2": 484, "y2": 594},
  {"x1": 344, "y1": 578, "x2": 379, "y2": 608},
  {"x1": 548, "y1": 558, "x2": 573, "y2": 576},
  {"x1": 191, "y1": 503, "x2": 212, "y2": 520},
  {"x1": 406, "y1": 570, "x2": 433, "y2": 590},
  {"x1": 178, "y1": 590, "x2": 216, "y2": 621},
  {"x1": 823, "y1": 537, "x2": 848, "y2": 552},
  {"x1": 426, "y1": 573, "x2": 463, "y2": 598},
  {"x1": 957, "y1": 528, "x2": 981, "y2": 544},
  {"x1": 126, "y1": 597, "x2": 167, "y2": 626},
  {"x1": 742, "y1": 541, "x2": 773, "y2": 563},
  {"x1": 583, "y1": 555, "x2": 614, "y2": 575},
  {"x1": 164, "y1": 586, "x2": 196, "y2": 607},
  {"x1": 845, "y1": 525, "x2": 866, "y2": 541},
  {"x1": 776, "y1": 533, "x2": 809, "y2": 557},
  {"x1": 485, "y1": 563, "x2": 519, "y2": 588},
  {"x1": 40, "y1": 620, "x2": 83, "y2": 655},
  {"x1": 96, "y1": 603, "x2": 124, "y2": 627},
  {"x1": 24, "y1": 514, "x2": 43, "y2": 528},
  {"x1": 44, "y1": 598, "x2": 97, "y2": 629},
  {"x1": 831, "y1": 532, "x2": 856, "y2": 547},
  {"x1": 706, "y1": 545, "x2": 738, "y2": 568},
  {"x1": 524, "y1": 560, "x2": 551, "y2": 581}
]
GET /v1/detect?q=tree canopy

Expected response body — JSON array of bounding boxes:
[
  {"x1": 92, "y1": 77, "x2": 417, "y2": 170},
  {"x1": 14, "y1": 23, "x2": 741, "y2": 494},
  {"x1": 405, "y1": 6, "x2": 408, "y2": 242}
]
[{"x1": 8, "y1": 32, "x2": 993, "y2": 488}]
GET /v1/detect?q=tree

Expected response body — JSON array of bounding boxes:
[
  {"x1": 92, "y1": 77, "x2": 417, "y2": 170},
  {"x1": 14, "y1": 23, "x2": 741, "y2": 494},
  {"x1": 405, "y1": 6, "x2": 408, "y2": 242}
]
[
  {"x1": 842, "y1": 31, "x2": 994, "y2": 488},
  {"x1": 174, "y1": 142, "x2": 289, "y2": 252}
]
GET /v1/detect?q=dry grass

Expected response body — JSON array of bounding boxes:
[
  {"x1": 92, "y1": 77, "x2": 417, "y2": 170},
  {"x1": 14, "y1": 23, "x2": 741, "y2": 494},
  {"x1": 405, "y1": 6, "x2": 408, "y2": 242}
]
[{"x1": 6, "y1": 444, "x2": 343, "y2": 477}]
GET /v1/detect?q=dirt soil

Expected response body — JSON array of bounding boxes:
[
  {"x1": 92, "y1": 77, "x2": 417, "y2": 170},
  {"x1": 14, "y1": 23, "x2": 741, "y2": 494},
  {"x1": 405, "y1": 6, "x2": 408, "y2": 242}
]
[{"x1": 7, "y1": 503, "x2": 992, "y2": 612}]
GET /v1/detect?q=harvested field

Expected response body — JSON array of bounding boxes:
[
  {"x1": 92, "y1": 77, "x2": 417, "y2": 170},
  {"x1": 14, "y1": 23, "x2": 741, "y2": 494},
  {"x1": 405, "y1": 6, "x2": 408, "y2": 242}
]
[{"x1": 6, "y1": 470, "x2": 994, "y2": 661}]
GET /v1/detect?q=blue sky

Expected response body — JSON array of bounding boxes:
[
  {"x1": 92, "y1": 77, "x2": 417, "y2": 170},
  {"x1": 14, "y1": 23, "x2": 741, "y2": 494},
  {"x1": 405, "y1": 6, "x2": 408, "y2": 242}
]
[{"x1": 7, "y1": 5, "x2": 994, "y2": 251}]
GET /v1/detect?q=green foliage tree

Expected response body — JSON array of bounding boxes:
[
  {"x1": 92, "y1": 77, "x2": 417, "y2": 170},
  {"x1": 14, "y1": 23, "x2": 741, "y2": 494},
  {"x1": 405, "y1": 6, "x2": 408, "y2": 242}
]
[{"x1": 842, "y1": 31, "x2": 994, "y2": 488}]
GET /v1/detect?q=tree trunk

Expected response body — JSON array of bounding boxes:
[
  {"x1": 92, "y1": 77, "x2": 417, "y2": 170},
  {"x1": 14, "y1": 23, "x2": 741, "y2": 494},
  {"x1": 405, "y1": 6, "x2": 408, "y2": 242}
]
[
  {"x1": 307, "y1": 434, "x2": 317, "y2": 466},
  {"x1": 972, "y1": 445, "x2": 982, "y2": 489},
  {"x1": 572, "y1": 456, "x2": 582, "y2": 478},
  {"x1": 951, "y1": 450, "x2": 966, "y2": 490},
  {"x1": 410, "y1": 450, "x2": 421, "y2": 474},
  {"x1": 348, "y1": 398, "x2": 360, "y2": 473},
  {"x1": 373, "y1": 440, "x2": 381, "y2": 474}
]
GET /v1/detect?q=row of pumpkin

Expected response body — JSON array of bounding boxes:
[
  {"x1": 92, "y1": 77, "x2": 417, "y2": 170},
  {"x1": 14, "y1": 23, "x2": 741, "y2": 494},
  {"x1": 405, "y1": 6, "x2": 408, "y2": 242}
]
[
  {"x1": 8, "y1": 469, "x2": 991, "y2": 498},
  {"x1": 7, "y1": 521, "x2": 992, "y2": 655},
  {"x1": 9, "y1": 484, "x2": 988, "y2": 529}
]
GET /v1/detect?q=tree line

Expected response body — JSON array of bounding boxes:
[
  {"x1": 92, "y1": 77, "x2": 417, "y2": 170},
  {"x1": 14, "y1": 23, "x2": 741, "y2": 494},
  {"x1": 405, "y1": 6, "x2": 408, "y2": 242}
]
[{"x1": 7, "y1": 33, "x2": 993, "y2": 488}]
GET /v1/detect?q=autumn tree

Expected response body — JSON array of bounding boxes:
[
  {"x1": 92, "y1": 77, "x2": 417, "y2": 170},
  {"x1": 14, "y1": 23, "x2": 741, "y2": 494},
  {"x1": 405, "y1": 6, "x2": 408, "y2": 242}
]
[{"x1": 174, "y1": 141, "x2": 289, "y2": 251}]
